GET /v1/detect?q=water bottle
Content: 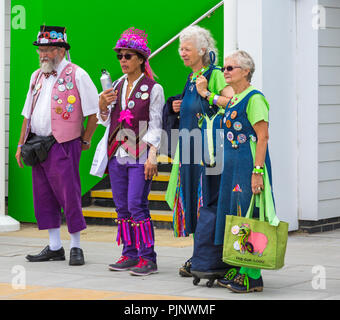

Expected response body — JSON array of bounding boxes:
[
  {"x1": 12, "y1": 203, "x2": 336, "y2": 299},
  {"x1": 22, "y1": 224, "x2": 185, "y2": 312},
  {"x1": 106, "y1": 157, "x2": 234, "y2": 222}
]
[{"x1": 100, "y1": 69, "x2": 113, "y2": 91}]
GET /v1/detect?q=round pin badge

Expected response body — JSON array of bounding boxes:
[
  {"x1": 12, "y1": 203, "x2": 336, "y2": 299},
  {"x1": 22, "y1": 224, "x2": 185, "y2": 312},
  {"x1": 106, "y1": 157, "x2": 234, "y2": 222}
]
[
  {"x1": 237, "y1": 134, "x2": 247, "y2": 144},
  {"x1": 50, "y1": 31, "x2": 58, "y2": 39},
  {"x1": 65, "y1": 75, "x2": 72, "y2": 83},
  {"x1": 250, "y1": 135, "x2": 257, "y2": 142},
  {"x1": 141, "y1": 93, "x2": 149, "y2": 100},
  {"x1": 32, "y1": 89, "x2": 37, "y2": 95},
  {"x1": 66, "y1": 82, "x2": 74, "y2": 90},
  {"x1": 140, "y1": 84, "x2": 148, "y2": 92},
  {"x1": 62, "y1": 111, "x2": 70, "y2": 120},
  {"x1": 127, "y1": 100, "x2": 135, "y2": 109},
  {"x1": 135, "y1": 92, "x2": 142, "y2": 99},
  {"x1": 67, "y1": 95, "x2": 76, "y2": 104},
  {"x1": 58, "y1": 84, "x2": 66, "y2": 92},
  {"x1": 66, "y1": 104, "x2": 74, "y2": 113},
  {"x1": 231, "y1": 225, "x2": 240, "y2": 235},
  {"x1": 233, "y1": 121, "x2": 242, "y2": 131},
  {"x1": 55, "y1": 106, "x2": 63, "y2": 114},
  {"x1": 57, "y1": 99, "x2": 63, "y2": 104},
  {"x1": 225, "y1": 110, "x2": 231, "y2": 118},
  {"x1": 53, "y1": 95, "x2": 59, "y2": 101},
  {"x1": 58, "y1": 78, "x2": 64, "y2": 85},
  {"x1": 226, "y1": 120, "x2": 232, "y2": 128},
  {"x1": 231, "y1": 111, "x2": 238, "y2": 119},
  {"x1": 227, "y1": 131, "x2": 234, "y2": 142},
  {"x1": 35, "y1": 83, "x2": 41, "y2": 90},
  {"x1": 65, "y1": 67, "x2": 73, "y2": 75}
]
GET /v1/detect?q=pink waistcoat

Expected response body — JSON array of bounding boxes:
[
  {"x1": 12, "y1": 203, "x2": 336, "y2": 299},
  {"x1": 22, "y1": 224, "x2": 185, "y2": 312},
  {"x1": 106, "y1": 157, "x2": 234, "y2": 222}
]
[
  {"x1": 51, "y1": 63, "x2": 83, "y2": 143},
  {"x1": 26, "y1": 63, "x2": 83, "y2": 144}
]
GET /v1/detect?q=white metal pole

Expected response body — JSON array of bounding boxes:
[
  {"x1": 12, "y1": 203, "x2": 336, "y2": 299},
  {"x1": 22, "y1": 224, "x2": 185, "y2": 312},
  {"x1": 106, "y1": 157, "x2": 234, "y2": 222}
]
[
  {"x1": 0, "y1": 0, "x2": 19, "y2": 231},
  {"x1": 224, "y1": 0, "x2": 238, "y2": 56}
]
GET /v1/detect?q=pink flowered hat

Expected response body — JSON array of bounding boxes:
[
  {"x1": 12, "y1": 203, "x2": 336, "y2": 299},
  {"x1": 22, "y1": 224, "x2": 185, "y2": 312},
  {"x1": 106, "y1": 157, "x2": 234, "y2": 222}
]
[
  {"x1": 114, "y1": 27, "x2": 154, "y2": 79},
  {"x1": 114, "y1": 27, "x2": 151, "y2": 58}
]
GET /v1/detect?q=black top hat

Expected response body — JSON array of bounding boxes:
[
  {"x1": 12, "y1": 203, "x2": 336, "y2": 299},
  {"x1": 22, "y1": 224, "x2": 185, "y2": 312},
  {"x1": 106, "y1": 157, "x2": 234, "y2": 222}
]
[{"x1": 33, "y1": 25, "x2": 71, "y2": 50}]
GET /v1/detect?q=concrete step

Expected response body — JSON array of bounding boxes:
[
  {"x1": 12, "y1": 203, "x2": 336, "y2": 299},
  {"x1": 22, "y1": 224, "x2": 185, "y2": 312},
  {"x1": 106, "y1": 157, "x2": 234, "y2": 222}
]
[
  {"x1": 91, "y1": 189, "x2": 167, "y2": 202},
  {"x1": 82, "y1": 205, "x2": 173, "y2": 225}
]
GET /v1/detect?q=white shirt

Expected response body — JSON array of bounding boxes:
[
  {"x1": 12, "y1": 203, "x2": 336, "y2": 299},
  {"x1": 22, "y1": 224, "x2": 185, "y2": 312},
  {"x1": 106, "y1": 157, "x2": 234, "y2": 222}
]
[
  {"x1": 21, "y1": 58, "x2": 99, "y2": 136},
  {"x1": 97, "y1": 73, "x2": 165, "y2": 158}
]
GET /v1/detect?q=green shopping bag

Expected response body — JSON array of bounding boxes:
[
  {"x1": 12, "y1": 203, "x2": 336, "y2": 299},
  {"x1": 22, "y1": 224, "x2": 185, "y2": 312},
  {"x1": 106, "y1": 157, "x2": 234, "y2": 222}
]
[{"x1": 222, "y1": 193, "x2": 289, "y2": 270}]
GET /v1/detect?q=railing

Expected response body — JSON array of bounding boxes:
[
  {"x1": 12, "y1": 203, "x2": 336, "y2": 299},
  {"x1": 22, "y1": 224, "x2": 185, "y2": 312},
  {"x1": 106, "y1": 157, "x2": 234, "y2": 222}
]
[{"x1": 149, "y1": 0, "x2": 224, "y2": 59}]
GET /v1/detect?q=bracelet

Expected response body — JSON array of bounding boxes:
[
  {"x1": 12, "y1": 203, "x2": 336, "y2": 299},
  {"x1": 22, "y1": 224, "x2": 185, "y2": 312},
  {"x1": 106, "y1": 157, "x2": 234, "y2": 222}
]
[
  {"x1": 100, "y1": 110, "x2": 110, "y2": 116},
  {"x1": 208, "y1": 93, "x2": 216, "y2": 105},
  {"x1": 252, "y1": 167, "x2": 264, "y2": 175},
  {"x1": 17, "y1": 144, "x2": 23, "y2": 148},
  {"x1": 213, "y1": 94, "x2": 220, "y2": 105}
]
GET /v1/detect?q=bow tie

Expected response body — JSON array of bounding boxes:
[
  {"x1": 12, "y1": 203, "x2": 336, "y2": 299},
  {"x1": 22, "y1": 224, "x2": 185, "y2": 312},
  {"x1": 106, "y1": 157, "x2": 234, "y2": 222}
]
[{"x1": 43, "y1": 70, "x2": 57, "y2": 78}]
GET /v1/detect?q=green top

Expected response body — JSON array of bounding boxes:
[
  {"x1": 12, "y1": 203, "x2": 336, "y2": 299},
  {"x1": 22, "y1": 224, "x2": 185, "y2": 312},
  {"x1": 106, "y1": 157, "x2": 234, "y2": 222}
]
[
  {"x1": 228, "y1": 85, "x2": 269, "y2": 126},
  {"x1": 191, "y1": 66, "x2": 228, "y2": 95}
]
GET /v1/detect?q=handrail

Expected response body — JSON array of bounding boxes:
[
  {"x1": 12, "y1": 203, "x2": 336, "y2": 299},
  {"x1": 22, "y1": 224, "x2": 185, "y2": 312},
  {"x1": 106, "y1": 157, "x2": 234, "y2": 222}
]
[{"x1": 149, "y1": 0, "x2": 224, "y2": 59}]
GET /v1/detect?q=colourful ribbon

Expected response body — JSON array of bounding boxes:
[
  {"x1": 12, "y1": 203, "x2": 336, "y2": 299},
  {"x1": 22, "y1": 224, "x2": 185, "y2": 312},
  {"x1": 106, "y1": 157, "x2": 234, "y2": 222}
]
[
  {"x1": 116, "y1": 221, "x2": 122, "y2": 246},
  {"x1": 118, "y1": 109, "x2": 134, "y2": 126}
]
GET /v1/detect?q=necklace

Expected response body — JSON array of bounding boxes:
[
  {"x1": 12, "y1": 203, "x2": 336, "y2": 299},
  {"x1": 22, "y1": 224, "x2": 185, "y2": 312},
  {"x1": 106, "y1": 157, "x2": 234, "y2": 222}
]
[{"x1": 190, "y1": 67, "x2": 207, "y2": 83}]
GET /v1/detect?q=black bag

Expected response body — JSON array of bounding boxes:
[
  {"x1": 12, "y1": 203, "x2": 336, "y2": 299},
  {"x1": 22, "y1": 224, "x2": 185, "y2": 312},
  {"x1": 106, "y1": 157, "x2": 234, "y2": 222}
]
[
  {"x1": 21, "y1": 133, "x2": 56, "y2": 166},
  {"x1": 191, "y1": 206, "x2": 230, "y2": 273}
]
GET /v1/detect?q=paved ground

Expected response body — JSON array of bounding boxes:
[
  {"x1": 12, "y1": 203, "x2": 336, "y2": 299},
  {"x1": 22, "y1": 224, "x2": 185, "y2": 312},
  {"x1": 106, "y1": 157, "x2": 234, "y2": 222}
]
[{"x1": 0, "y1": 223, "x2": 339, "y2": 300}]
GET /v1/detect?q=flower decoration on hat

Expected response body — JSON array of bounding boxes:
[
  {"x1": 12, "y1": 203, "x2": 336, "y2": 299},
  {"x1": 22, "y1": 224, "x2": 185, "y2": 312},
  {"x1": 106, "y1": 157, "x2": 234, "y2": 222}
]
[{"x1": 114, "y1": 27, "x2": 151, "y2": 58}]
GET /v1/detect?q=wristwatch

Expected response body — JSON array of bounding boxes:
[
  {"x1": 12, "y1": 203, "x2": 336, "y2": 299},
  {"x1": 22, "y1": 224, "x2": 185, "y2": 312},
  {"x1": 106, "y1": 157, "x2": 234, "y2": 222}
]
[
  {"x1": 81, "y1": 139, "x2": 90, "y2": 145},
  {"x1": 204, "y1": 91, "x2": 211, "y2": 100}
]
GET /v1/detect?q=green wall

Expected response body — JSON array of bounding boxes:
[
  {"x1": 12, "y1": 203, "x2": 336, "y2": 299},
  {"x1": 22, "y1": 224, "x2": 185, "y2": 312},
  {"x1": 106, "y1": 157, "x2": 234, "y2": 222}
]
[{"x1": 8, "y1": 0, "x2": 224, "y2": 222}]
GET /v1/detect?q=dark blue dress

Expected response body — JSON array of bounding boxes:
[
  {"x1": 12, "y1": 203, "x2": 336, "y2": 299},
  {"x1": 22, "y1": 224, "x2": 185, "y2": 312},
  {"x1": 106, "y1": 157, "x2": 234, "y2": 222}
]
[{"x1": 214, "y1": 90, "x2": 273, "y2": 245}]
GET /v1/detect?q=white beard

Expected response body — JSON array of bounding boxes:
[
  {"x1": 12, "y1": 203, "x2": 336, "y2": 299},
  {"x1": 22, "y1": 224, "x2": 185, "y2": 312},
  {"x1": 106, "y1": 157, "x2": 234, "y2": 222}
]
[{"x1": 40, "y1": 55, "x2": 60, "y2": 73}]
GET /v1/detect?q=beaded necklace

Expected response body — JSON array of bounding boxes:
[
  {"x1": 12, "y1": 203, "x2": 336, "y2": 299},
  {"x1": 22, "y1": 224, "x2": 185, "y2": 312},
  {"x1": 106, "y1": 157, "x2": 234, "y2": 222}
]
[{"x1": 190, "y1": 67, "x2": 208, "y2": 83}]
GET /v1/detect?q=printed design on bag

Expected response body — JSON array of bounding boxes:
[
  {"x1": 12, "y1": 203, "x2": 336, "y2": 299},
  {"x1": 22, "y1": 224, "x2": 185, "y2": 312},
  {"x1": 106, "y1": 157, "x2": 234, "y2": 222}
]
[
  {"x1": 232, "y1": 223, "x2": 268, "y2": 256},
  {"x1": 232, "y1": 184, "x2": 242, "y2": 217}
]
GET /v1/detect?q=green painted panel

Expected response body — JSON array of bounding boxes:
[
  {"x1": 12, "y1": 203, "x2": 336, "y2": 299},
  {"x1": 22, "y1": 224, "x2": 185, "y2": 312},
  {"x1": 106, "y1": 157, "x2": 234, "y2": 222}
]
[{"x1": 8, "y1": 0, "x2": 224, "y2": 222}]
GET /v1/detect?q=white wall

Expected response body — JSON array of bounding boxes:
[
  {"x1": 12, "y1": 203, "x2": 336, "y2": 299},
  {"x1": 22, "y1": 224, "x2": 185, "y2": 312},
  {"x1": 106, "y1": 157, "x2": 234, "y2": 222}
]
[
  {"x1": 318, "y1": 0, "x2": 340, "y2": 219},
  {"x1": 237, "y1": 0, "x2": 299, "y2": 230},
  {"x1": 4, "y1": 0, "x2": 10, "y2": 197}
]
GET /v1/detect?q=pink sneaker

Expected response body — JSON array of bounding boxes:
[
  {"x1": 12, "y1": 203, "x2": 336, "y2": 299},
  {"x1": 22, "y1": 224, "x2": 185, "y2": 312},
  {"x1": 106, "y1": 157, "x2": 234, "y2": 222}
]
[
  {"x1": 108, "y1": 256, "x2": 139, "y2": 271},
  {"x1": 129, "y1": 257, "x2": 158, "y2": 276}
]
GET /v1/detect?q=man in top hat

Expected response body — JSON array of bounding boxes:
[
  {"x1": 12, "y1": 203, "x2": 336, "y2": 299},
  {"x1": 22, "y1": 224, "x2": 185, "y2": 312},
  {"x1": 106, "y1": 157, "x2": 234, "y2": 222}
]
[{"x1": 15, "y1": 25, "x2": 99, "y2": 265}]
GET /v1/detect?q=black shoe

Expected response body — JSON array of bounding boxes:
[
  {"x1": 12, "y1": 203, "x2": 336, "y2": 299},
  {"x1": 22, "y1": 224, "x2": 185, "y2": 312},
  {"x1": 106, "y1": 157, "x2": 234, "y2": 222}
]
[
  {"x1": 227, "y1": 273, "x2": 264, "y2": 293},
  {"x1": 69, "y1": 247, "x2": 85, "y2": 266},
  {"x1": 179, "y1": 258, "x2": 192, "y2": 277},
  {"x1": 217, "y1": 268, "x2": 239, "y2": 288},
  {"x1": 26, "y1": 245, "x2": 65, "y2": 262}
]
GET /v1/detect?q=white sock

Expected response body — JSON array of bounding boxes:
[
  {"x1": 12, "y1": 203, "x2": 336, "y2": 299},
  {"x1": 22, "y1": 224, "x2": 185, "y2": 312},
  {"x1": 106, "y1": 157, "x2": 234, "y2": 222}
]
[
  {"x1": 48, "y1": 228, "x2": 62, "y2": 251},
  {"x1": 70, "y1": 231, "x2": 81, "y2": 249}
]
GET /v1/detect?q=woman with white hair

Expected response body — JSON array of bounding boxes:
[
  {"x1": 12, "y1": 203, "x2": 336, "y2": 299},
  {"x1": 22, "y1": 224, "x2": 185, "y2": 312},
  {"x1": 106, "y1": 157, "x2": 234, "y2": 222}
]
[
  {"x1": 201, "y1": 50, "x2": 275, "y2": 293},
  {"x1": 167, "y1": 25, "x2": 234, "y2": 277}
]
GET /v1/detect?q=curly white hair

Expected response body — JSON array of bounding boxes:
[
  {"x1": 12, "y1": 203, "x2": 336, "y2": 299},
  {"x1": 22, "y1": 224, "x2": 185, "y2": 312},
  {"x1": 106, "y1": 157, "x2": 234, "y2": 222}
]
[{"x1": 179, "y1": 25, "x2": 218, "y2": 66}]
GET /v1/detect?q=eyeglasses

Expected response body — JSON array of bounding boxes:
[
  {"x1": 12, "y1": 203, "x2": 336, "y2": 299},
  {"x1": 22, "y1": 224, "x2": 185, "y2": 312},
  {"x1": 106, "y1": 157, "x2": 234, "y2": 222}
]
[
  {"x1": 221, "y1": 66, "x2": 242, "y2": 72},
  {"x1": 117, "y1": 53, "x2": 137, "y2": 60},
  {"x1": 36, "y1": 47, "x2": 58, "y2": 54}
]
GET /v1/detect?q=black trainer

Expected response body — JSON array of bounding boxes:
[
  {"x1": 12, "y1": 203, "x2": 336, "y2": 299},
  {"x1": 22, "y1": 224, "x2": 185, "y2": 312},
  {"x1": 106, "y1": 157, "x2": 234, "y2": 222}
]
[
  {"x1": 227, "y1": 273, "x2": 264, "y2": 293},
  {"x1": 179, "y1": 258, "x2": 192, "y2": 277},
  {"x1": 26, "y1": 245, "x2": 65, "y2": 262},
  {"x1": 217, "y1": 268, "x2": 239, "y2": 288}
]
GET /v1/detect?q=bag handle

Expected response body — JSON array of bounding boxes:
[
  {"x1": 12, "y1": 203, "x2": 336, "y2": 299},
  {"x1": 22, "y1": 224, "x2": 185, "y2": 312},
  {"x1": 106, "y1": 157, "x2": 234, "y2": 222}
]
[{"x1": 245, "y1": 193, "x2": 265, "y2": 222}]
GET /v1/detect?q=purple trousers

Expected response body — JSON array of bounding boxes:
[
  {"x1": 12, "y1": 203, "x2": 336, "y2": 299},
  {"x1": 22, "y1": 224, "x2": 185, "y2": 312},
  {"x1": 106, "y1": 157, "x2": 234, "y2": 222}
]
[
  {"x1": 32, "y1": 138, "x2": 86, "y2": 234},
  {"x1": 108, "y1": 156, "x2": 157, "y2": 263}
]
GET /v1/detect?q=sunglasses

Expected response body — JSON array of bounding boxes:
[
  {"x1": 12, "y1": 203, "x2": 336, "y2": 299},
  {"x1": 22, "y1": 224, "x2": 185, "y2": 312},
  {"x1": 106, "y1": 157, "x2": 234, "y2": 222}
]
[
  {"x1": 221, "y1": 66, "x2": 242, "y2": 72},
  {"x1": 117, "y1": 53, "x2": 137, "y2": 60}
]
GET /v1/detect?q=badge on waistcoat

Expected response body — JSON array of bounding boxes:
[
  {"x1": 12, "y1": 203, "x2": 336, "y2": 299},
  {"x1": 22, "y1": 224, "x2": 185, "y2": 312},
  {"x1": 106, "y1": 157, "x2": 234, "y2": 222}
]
[
  {"x1": 67, "y1": 95, "x2": 76, "y2": 104},
  {"x1": 141, "y1": 93, "x2": 149, "y2": 100},
  {"x1": 66, "y1": 104, "x2": 74, "y2": 113},
  {"x1": 58, "y1": 84, "x2": 66, "y2": 92},
  {"x1": 227, "y1": 131, "x2": 234, "y2": 142},
  {"x1": 58, "y1": 78, "x2": 64, "y2": 84},
  {"x1": 231, "y1": 111, "x2": 237, "y2": 120},
  {"x1": 237, "y1": 134, "x2": 247, "y2": 144},
  {"x1": 62, "y1": 111, "x2": 70, "y2": 120},
  {"x1": 140, "y1": 84, "x2": 149, "y2": 92},
  {"x1": 66, "y1": 82, "x2": 74, "y2": 90},
  {"x1": 233, "y1": 121, "x2": 242, "y2": 131},
  {"x1": 65, "y1": 67, "x2": 73, "y2": 75},
  {"x1": 135, "y1": 92, "x2": 142, "y2": 99},
  {"x1": 127, "y1": 100, "x2": 135, "y2": 109}
]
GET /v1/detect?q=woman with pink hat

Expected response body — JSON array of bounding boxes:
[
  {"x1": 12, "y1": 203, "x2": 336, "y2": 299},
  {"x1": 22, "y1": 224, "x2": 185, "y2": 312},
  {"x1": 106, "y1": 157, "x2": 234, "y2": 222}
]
[{"x1": 96, "y1": 28, "x2": 164, "y2": 276}]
